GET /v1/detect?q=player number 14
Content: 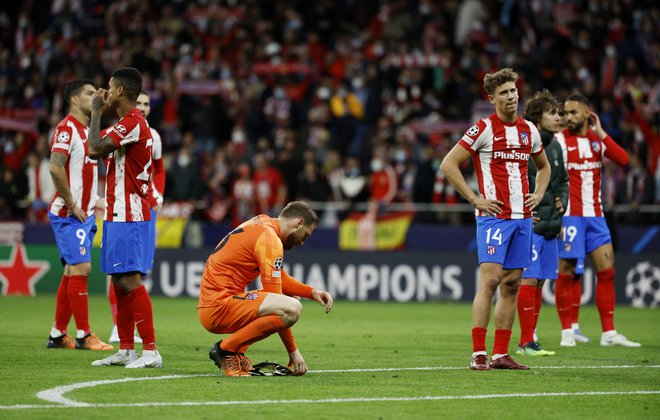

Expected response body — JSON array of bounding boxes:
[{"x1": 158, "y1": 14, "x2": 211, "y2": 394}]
[{"x1": 485, "y1": 227, "x2": 503, "y2": 245}]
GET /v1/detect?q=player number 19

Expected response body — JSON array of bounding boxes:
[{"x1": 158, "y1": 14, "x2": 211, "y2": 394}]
[
  {"x1": 485, "y1": 227, "x2": 503, "y2": 245},
  {"x1": 561, "y1": 225, "x2": 577, "y2": 242}
]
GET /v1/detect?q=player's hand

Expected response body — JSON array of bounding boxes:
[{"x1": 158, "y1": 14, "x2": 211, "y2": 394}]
[
  {"x1": 311, "y1": 289, "x2": 333, "y2": 314},
  {"x1": 589, "y1": 111, "x2": 607, "y2": 139},
  {"x1": 471, "y1": 195, "x2": 503, "y2": 217},
  {"x1": 531, "y1": 211, "x2": 540, "y2": 225},
  {"x1": 555, "y1": 197, "x2": 565, "y2": 214},
  {"x1": 92, "y1": 88, "x2": 110, "y2": 113},
  {"x1": 69, "y1": 205, "x2": 87, "y2": 223},
  {"x1": 287, "y1": 349, "x2": 308, "y2": 376},
  {"x1": 525, "y1": 192, "x2": 542, "y2": 210}
]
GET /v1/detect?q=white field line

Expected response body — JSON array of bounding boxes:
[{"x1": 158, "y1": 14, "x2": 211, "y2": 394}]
[{"x1": 0, "y1": 365, "x2": 656, "y2": 410}]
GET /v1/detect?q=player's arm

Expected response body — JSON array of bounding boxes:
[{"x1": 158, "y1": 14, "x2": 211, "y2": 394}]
[
  {"x1": 590, "y1": 111, "x2": 629, "y2": 166},
  {"x1": 527, "y1": 150, "x2": 550, "y2": 210},
  {"x1": 48, "y1": 151, "x2": 86, "y2": 222},
  {"x1": 440, "y1": 144, "x2": 503, "y2": 216},
  {"x1": 282, "y1": 270, "x2": 333, "y2": 313},
  {"x1": 88, "y1": 89, "x2": 118, "y2": 159}
]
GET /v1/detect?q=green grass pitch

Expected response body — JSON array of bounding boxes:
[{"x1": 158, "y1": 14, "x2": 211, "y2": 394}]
[{"x1": 0, "y1": 295, "x2": 658, "y2": 419}]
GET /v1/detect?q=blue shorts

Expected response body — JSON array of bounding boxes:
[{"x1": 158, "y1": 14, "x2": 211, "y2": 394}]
[
  {"x1": 559, "y1": 216, "x2": 611, "y2": 260},
  {"x1": 100, "y1": 221, "x2": 150, "y2": 275},
  {"x1": 523, "y1": 233, "x2": 558, "y2": 280},
  {"x1": 147, "y1": 209, "x2": 157, "y2": 270},
  {"x1": 49, "y1": 213, "x2": 97, "y2": 266},
  {"x1": 476, "y1": 217, "x2": 533, "y2": 269}
]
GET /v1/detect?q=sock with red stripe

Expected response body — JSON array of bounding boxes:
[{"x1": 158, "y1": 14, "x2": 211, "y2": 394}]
[
  {"x1": 130, "y1": 285, "x2": 157, "y2": 351},
  {"x1": 54, "y1": 274, "x2": 71, "y2": 333},
  {"x1": 492, "y1": 329, "x2": 512, "y2": 356},
  {"x1": 471, "y1": 327, "x2": 487, "y2": 353},
  {"x1": 533, "y1": 286, "x2": 543, "y2": 331},
  {"x1": 108, "y1": 281, "x2": 118, "y2": 325},
  {"x1": 571, "y1": 275, "x2": 582, "y2": 325},
  {"x1": 517, "y1": 284, "x2": 536, "y2": 345},
  {"x1": 67, "y1": 275, "x2": 91, "y2": 334},
  {"x1": 555, "y1": 273, "x2": 573, "y2": 329},
  {"x1": 596, "y1": 268, "x2": 616, "y2": 331},
  {"x1": 114, "y1": 284, "x2": 135, "y2": 350}
]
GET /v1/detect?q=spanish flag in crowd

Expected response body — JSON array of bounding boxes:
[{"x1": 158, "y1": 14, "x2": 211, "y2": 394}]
[{"x1": 339, "y1": 211, "x2": 415, "y2": 250}]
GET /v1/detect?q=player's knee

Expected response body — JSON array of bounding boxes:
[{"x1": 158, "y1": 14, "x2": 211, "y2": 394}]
[
  {"x1": 282, "y1": 299, "x2": 302, "y2": 325},
  {"x1": 69, "y1": 262, "x2": 91, "y2": 276}
]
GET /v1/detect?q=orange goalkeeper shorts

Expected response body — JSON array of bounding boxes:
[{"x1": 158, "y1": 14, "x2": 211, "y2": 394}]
[{"x1": 198, "y1": 291, "x2": 268, "y2": 334}]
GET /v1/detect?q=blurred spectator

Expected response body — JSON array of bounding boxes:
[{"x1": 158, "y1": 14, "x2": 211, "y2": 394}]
[
  {"x1": 616, "y1": 153, "x2": 654, "y2": 224},
  {"x1": 296, "y1": 159, "x2": 331, "y2": 204},
  {"x1": 167, "y1": 132, "x2": 202, "y2": 202},
  {"x1": 25, "y1": 138, "x2": 54, "y2": 222},
  {"x1": 252, "y1": 152, "x2": 286, "y2": 216},
  {"x1": 230, "y1": 162, "x2": 255, "y2": 227}
]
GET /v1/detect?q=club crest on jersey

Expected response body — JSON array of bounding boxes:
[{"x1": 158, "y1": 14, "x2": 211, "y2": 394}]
[
  {"x1": 564, "y1": 243, "x2": 572, "y2": 252},
  {"x1": 79, "y1": 247, "x2": 87, "y2": 256},
  {"x1": 590, "y1": 141, "x2": 600, "y2": 153},
  {"x1": 273, "y1": 257, "x2": 283, "y2": 270},
  {"x1": 247, "y1": 293, "x2": 259, "y2": 300},
  {"x1": 519, "y1": 132, "x2": 529, "y2": 145},
  {"x1": 487, "y1": 245, "x2": 496, "y2": 255},
  {"x1": 57, "y1": 131, "x2": 70, "y2": 143},
  {"x1": 466, "y1": 124, "x2": 480, "y2": 138}
]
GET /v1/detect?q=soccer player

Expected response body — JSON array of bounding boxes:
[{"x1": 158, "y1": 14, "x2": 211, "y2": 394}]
[
  {"x1": 88, "y1": 67, "x2": 163, "y2": 368},
  {"x1": 440, "y1": 68, "x2": 550, "y2": 370},
  {"x1": 555, "y1": 94, "x2": 640, "y2": 347},
  {"x1": 107, "y1": 89, "x2": 165, "y2": 344},
  {"x1": 46, "y1": 79, "x2": 113, "y2": 351},
  {"x1": 515, "y1": 90, "x2": 568, "y2": 356},
  {"x1": 199, "y1": 201, "x2": 334, "y2": 376}
]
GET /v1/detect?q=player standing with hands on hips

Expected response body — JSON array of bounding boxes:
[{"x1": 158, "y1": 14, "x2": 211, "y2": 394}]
[
  {"x1": 441, "y1": 68, "x2": 550, "y2": 370},
  {"x1": 87, "y1": 67, "x2": 163, "y2": 368}
]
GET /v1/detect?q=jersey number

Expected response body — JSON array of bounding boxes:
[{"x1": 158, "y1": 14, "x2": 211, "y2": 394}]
[
  {"x1": 485, "y1": 227, "x2": 503, "y2": 245},
  {"x1": 561, "y1": 226, "x2": 578, "y2": 242},
  {"x1": 214, "y1": 227, "x2": 245, "y2": 252},
  {"x1": 75, "y1": 228, "x2": 86, "y2": 246}
]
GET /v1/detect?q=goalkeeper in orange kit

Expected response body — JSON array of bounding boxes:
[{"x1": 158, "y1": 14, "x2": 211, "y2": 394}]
[{"x1": 198, "y1": 201, "x2": 334, "y2": 376}]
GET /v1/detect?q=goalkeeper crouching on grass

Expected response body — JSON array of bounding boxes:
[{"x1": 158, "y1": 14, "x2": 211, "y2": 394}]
[{"x1": 198, "y1": 201, "x2": 333, "y2": 377}]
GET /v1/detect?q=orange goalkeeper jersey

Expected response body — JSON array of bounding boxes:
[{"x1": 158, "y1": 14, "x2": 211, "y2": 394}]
[{"x1": 198, "y1": 214, "x2": 313, "y2": 308}]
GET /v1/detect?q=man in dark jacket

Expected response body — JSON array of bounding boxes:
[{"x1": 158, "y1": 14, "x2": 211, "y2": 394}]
[{"x1": 516, "y1": 90, "x2": 568, "y2": 356}]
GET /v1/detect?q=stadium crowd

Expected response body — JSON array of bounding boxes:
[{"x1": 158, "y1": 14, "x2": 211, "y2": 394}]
[{"x1": 0, "y1": 0, "x2": 658, "y2": 225}]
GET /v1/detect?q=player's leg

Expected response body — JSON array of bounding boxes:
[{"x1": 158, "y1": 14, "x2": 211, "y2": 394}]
[
  {"x1": 48, "y1": 263, "x2": 75, "y2": 349},
  {"x1": 571, "y1": 260, "x2": 590, "y2": 342},
  {"x1": 518, "y1": 233, "x2": 543, "y2": 351},
  {"x1": 68, "y1": 261, "x2": 112, "y2": 351},
  {"x1": 557, "y1": 216, "x2": 585, "y2": 346},
  {"x1": 589, "y1": 230, "x2": 641, "y2": 347}
]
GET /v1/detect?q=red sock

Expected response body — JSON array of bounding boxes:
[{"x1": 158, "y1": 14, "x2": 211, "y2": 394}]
[
  {"x1": 533, "y1": 287, "x2": 543, "y2": 330},
  {"x1": 223, "y1": 315, "x2": 287, "y2": 353},
  {"x1": 517, "y1": 284, "x2": 536, "y2": 345},
  {"x1": 108, "y1": 282, "x2": 118, "y2": 325},
  {"x1": 571, "y1": 276, "x2": 582, "y2": 324},
  {"x1": 471, "y1": 327, "x2": 487, "y2": 353},
  {"x1": 114, "y1": 284, "x2": 135, "y2": 350},
  {"x1": 596, "y1": 268, "x2": 616, "y2": 331},
  {"x1": 555, "y1": 273, "x2": 573, "y2": 329},
  {"x1": 54, "y1": 274, "x2": 71, "y2": 332},
  {"x1": 492, "y1": 329, "x2": 512, "y2": 356},
  {"x1": 67, "y1": 275, "x2": 91, "y2": 333},
  {"x1": 130, "y1": 285, "x2": 157, "y2": 351}
]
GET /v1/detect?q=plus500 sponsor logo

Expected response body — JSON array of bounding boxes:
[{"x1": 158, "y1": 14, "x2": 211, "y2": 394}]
[{"x1": 493, "y1": 151, "x2": 530, "y2": 160}]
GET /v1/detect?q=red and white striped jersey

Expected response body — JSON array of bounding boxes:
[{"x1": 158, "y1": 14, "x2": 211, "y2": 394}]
[
  {"x1": 148, "y1": 127, "x2": 163, "y2": 208},
  {"x1": 103, "y1": 109, "x2": 153, "y2": 222},
  {"x1": 459, "y1": 113, "x2": 543, "y2": 219},
  {"x1": 49, "y1": 115, "x2": 98, "y2": 217},
  {"x1": 555, "y1": 129, "x2": 608, "y2": 217}
]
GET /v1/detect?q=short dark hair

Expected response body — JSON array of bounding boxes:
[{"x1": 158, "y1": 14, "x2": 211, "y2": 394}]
[
  {"x1": 63, "y1": 79, "x2": 95, "y2": 109},
  {"x1": 566, "y1": 93, "x2": 591, "y2": 107},
  {"x1": 139, "y1": 89, "x2": 149, "y2": 97},
  {"x1": 523, "y1": 89, "x2": 559, "y2": 124},
  {"x1": 483, "y1": 68, "x2": 518, "y2": 95},
  {"x1": 279, "y1": 201, "x2": 319, "y2": 227},
  {"x1": 110, "y1": 67, "x2": 142, "y2": 102}
]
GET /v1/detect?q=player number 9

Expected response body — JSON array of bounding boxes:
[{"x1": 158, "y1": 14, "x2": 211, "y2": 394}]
[{"x1": 76, "y1": 228, "x2": 86, "y2": 246}]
